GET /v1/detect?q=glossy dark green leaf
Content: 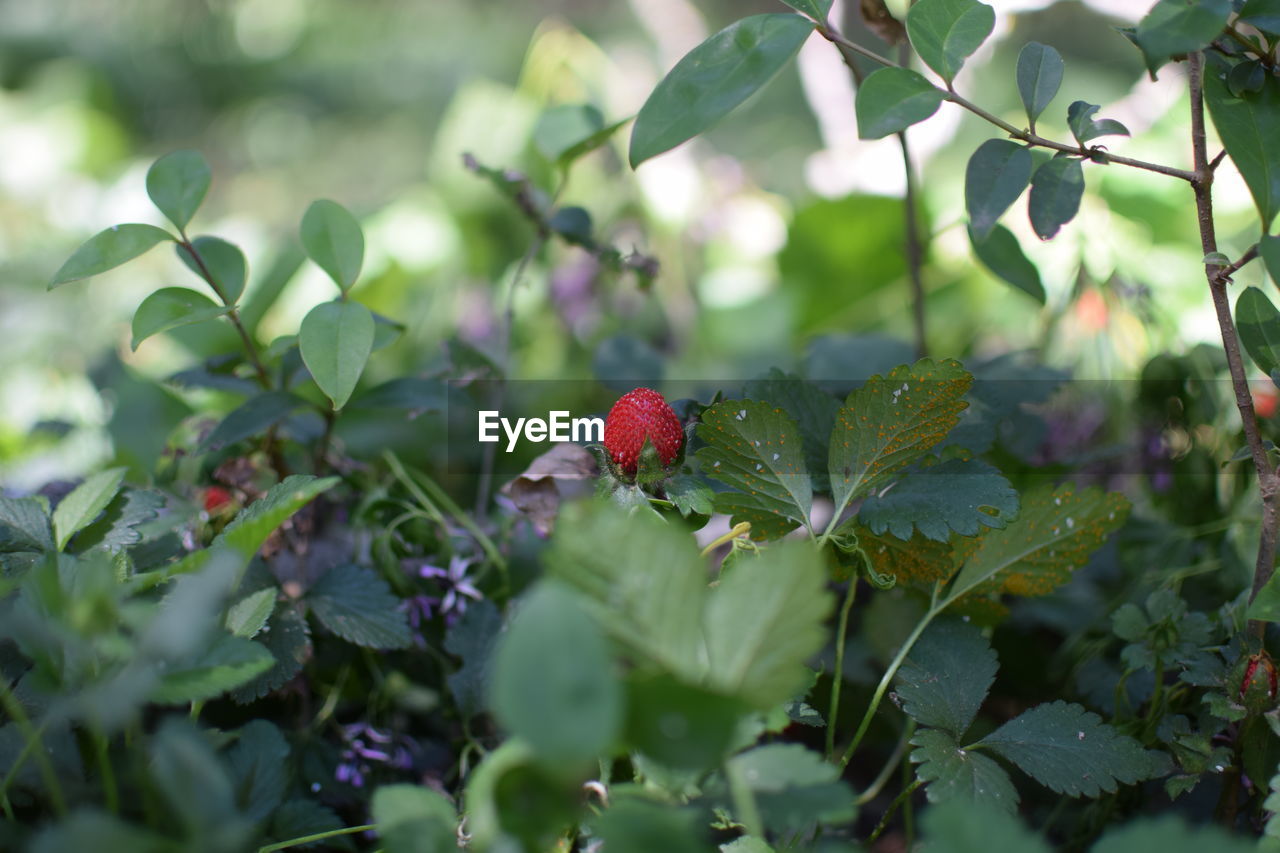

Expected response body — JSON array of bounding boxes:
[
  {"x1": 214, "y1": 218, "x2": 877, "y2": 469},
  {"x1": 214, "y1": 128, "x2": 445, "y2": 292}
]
[
  {"x1": 131, "y1": 288, "x2": 231, "y2": 351},
  {"x1": 855, "y1": 67, "x2": 946, "y2": 139},
  {"x1": 1237, "y1": 286, "x2": 1280, "y2": 375},
  {"x1": 858, "y1": 457, "x2": 1019, "y2": 541},
  {"x1": 1027, "y1": 155, "x2": 1085, "y2": 240},
  {"x1": 911, "y1": 728, "x2": 1018, "y2": 811},
  {"x1": 781, "y1": 0, "x2": 832, "y2": 19},
  {"x1": 629, "y1": 14, "x2": 814, "y2": 167},
  {"x1": 1135, "y1": 0, "x2": 1231, "y2": 74},
  {"x1": 50, "y1": 224, "x2": 174, "y2": 287},
  {"x1": 906, "y1": 0, "x2": 996, "y2": 83},
  {"x1": 1204, "y1": 68, "x2": 1280, "y2": 230},
  {"x1": 1261, "y1": 235, "x2": 1280, "y2": 285},
  {"x1": 896, "y1": 618, "x2": 997, "y2": 737},
  {"x1": 1015, "y1": 42, "x2": 1063, "y2": 128},
  {"x1": 300, "y1": 199, "x2": 364, "y2": 290},
  {"x1": 299, "y1": 300, "x2": 375, "y2": 409},
  {"x1": 200, "y1": 392, "x2": 305, "y2": 452},
  {"x1": 491, "y1": 581, "x2": 622, "y2": 765},
  {"x1": 1227, "y1": 60, "x2": 1268, "y2": 97},
  {"x1": 969, "y1": 224, "x2": 1046, "y2": 303},
  {"x1": 1066, "y1": 101, "x2": 1130, "y2": 145},
  {"x1": 1240, "y1": 0, "x2": 1280, "y2": 35},
  {"x1": 177, "y1": 236, "x2": 247, "y2": 303},
  {"x1": 146, "y1": 150, "x2": 211, "y2": 230},
  {"x1": 965, "y1": 139, "x2": 1033, "y2": 241}
]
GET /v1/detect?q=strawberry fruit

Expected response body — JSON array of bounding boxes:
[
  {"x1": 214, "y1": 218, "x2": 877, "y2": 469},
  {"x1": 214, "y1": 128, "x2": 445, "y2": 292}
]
[{"x1": 603, "y1": 387, "x2": 684, "y2": 477}]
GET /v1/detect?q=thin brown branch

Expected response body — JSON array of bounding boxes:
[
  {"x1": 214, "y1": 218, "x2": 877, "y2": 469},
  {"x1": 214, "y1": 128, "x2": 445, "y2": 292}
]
[
  {"x1": 1187, "y1": 52, "x2": 1279, "y2": 633},
  {"x1": 897, "y1": 48, "x2": 927, "y2": 358},
  {"x1": 178, "y1": 238, "x2": 273, "y2": 390}
]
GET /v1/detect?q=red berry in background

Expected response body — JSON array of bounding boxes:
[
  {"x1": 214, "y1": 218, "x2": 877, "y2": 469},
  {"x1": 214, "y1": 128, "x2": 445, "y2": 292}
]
[
  {"x1": 603, "y1": 387, "x2": 684, "y2": 476},
  {"x1": 1254, "y1": 386, "x2": 1278, "y2": 419},
  {"x1": 203, "y1": 486, "x2": 234, "y2": 514}
]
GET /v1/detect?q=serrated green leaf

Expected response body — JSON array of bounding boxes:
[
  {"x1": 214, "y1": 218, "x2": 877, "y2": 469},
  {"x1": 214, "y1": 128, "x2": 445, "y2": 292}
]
[
  {"x1": 1028, "y1": 155, "x2": 1085, "y2": 240},
  {"x1": 590, "y1": 798, "x2": 707, "y2": 853},
  {"x1": 697, "y1": 399, "x2": 813, "y2": 534},
  {"x1": 146, "y1": 150, "x2": 211, "y2": 230},
  {"x1": 150, "y1": 633, "x2": 274, "y2": 703},
  {"x1": 131, "y1": 287, "x2": 231, "y2": 350},
  {"x1": 629, "y1": 14, "x2": 814, "y2": 167},
  {"x1": 1135, "y1": 0, "x2": 1231, "y2": 75},
  {"x1": 53, "y1": 467, "x2": 127, "y2": 551},
  {"x1": 226, "y1": 587, "x2": 277, "y2": 638},
  {"x1": 231, "y1": 604, "x2": 310, "y2": 703},
  {"x1": 965, "y1": 139, "x2": 1033, "y2": 242},
  {"x1": 444, "y1": 598, "x2": 502, "y2": 717},
  {"x1": 712, "y1": 494, "x2": 803, "y2": 541},
  {"x1": 220, "y1": 475, "x2": 338, "y2": 560},
  {"x1": 857, "y1": 523, "x2": 956, "y2": 587},
  {"x1": 50, "y1": 224, "x2": 174, "y2": 287},
  {"x1": 906, "y1": 0, "x2": 995, "y2": 83},
  {"x1": 855, "y1": 66, "x2": 946, "y2": 139},
  {"x1": 492, "y1": 581, "x2": 622, "y2": 765},
  {"x1": 177, "y1": 236, "x2": 247, "y2": 303},
  {"x1": 948, "y1": 483, "x2": 1128, "y2": 602},
  {"x1": 725, "y1": 744, "x2": 856, "y2": 833},
  {"x1": 1066, "y1": 100, "x2": 1130, "y2": 145},
  {"x1": 0, "y1": 496, "x2": 53, "y2": 552},
  {"x1": 968, "y1": 224, "x2": 1046, "y2": 303},
  {"x1": 71, "y1": 488, "x2": 164, "y2": 553},
  {"x1": 300, "y1": 300, "x2": 375, "y2": 410},
  {"x1": 373, "y1": 784, "x2": 458, "y2": 853},
  {"x1": 269, "y1": 800, "x2": 345, "y2": 852},
  {"x1": 978, "y1": 700, "x2": 1162, "y2": 797},
  {"x1": 226, "y1": 720, "x2": 290, "y2": 823},
  {"x1": 665, "y1": 474, "x2": 715, "y2": 519},
  {"x1": 1236, "y1": 286, "x2": 1280, "y2": 376},
  {"x1": 28, "y1": 811, "x2": 178, "y2": 853},
  {"x1": 300, "y1": 199, "x2": 364, "y2": 290},
  {"x1": 743, "y1": 369, "x2": 840, "y2": 480},
  {"x1": 896, "y1": 618, "x2": 997, "y2": 737},
  {"x1": 200, "y1": 391, "x2": 306, "y2": 452},
  {"x1": 920, "y1": 799, "x2": 1049, "y2": 853},
  {"x1": 149, "y1": 720, "x2": 252, "y2": 846},
  {"x1": 704, "y1": 540, "x2": 832, "y2": 708},
  {"x1": 911, "y1": 728, "x2": 1018, "y2": 811},
  {"x1": 1093, "y1": 815, "x2": 1256, "y2": 853},
  {"x1": 1241, "y1": 0, "x2": 1280, "y2": 35},
  {"x1": 829, "y1": 358, "x2": 972, "y2": 518},
  {"x1": 307, "y1": 563, "x2": 411, "y2": 649},
  {"x1": 858, "y1": 458, "x2": 1018, "y2": 542},
  {"x1": 1204, "y1": 66, "x2": 1280, "y2": 230},
  {"x1": 1016, "y1": 42, "x2": 1063, "y2": 129}
]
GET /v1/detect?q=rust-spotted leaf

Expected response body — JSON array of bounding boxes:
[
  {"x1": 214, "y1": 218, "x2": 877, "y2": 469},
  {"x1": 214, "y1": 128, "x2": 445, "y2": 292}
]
[
  {"x1": 947, "y1": 483, "x2": 1128, "y2": 604},
  {"x1": 857, "y1": 524, "x2": 956, "y2": 588},
  {"x1": 829, "y1": 358, "x2": 972, "y2": 519},
  {"x1": 698, "y1": 399, "x2": 813, "y2": 536}
]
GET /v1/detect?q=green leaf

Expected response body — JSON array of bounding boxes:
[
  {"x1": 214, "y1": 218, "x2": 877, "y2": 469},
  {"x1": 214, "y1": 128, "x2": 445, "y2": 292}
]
[
  {"x1": 1237, "y1": 286, "x2": 1280, "y2": 375},
  {"x1": 969, "y1": 224, "x2": 1046, "y2": 304},
  {"x1": 949, "y1": 483, "x2": 1129, "y2": 602},
  {"x1": 226, "y1": 720, "x2": 290, "y2": 823},
  {"x1": 590, "y1": 798, "x2": 707, "y2": 853},
  {"x1": 703, "y1": 540, "x2": 832, "y2": 708},
  {"x1": 200, "y1": 391, "x2": 306, "y2": 452},
  {"x1": 300, "y1": 300, "x2": 375, "y2": 410},
  {"x1": 895, "y1": 617, "x2": 997, "y2": 738},
  {"x1": 178, "y1": 236, "x2": 248, "y2": 303},
  {"x1": 905, "y1": 0, "x2": 996, "y2": 83},
  {"x1": 1240, "y1": 0, "x2": 1280, "y2": 35},
  {"x1": 131, "y1": 287, "x2": 231, "y2": 350},
  {"x1": 857, "y1": 523, "x2": 956, "y2": 587},
  {"x1": 1248, "y1": 569, "x2": 1280, "y2": 622},
  {"x1": 1260, "y1": 235, "x2": 1280, "y2": 285},
  {"x1": 50, "y1": 224, "x2": 174, "y2": 288},
  {"x1": 149, "y1": 720, "x2": 252, "y2": 846},
  {"x1": 307, "y1": 563, "x2": 412, "y2": 649},
  {"x1": 697, "y1": 399, "x2": 813, "y2": 534},
  {"x1": 225, "y1": 587, "x2": 277, "y2": 638},
  {"x1": 219, "y1": 475, "x2": 337, "y2": 560},
  {"x1": 491, "y1": 581, "x2": 623, "y2": 765},
  {"x1": 721, "y1": 839, "x2": 775, "y2": 853},
  {"x1": 828, "y1": 358, "x2": 972, "y2": 516},
  {"x1": 150, "y1": 633, "x2": 275, "y2": 703},
  {"x1": 911, "y1": 727, "x2": 1018, "y2": 811},
  {"x1": 724, "y1": 744, "x2": 856, "y2": 833},
  {"x1": 664, "y1": 474, "x2": 715, "y2": 519},
  {"x1": 0, "y1": 496, "x2": 54, "y2": 552},
  {"x1": 1135, "y1": 0, "x2": 1231, "y2": 75},
  {"x1": 532, "y1": 105, "x2": 625, "y2": 167},
  {"x1": 630, "y1": 14, "x2": 814, "y2": 167},
  {"x1": 1093, "y1": 816, "x2": 1257, "y2": 853},
  {"x1": 444, "y1": 599, "x2": 501, "y2": 717},
  {"x1": 1028, "y1": 155, "x2": 1085, "y2": 240},
  {"x1": 231, "y1": 605, "x2": 310, "y2": 704},
  {"x1": 372, "y1": 784, "x2": 458, "y2": 853},
  {"x1": 146, "y1": 150, "x2": 211, "y2": 230},
  {"x1": 965, "y1": 139, "x2": 1034, "y2": 242},
  {"x1": 742, "y1": 369, "x2": 841, "y2": 481},
  {"x1": 977, "y1": 700, "x2": 1162, "y2": 796},
  {"x1": 53, "y1": 467, "x2": 126, "y2": 551},
  {"x1": 855, "y1": 66, "x2": 946, "y2": 139},
  {"x1": 1066, "y1": 100, "x2": 1130, "y2": 145},
  {"x1": 919, "y1": 799, "x2": 1050, "y2": 853},
  {"x1": 268, "y1": 801, "x2": 344, "y2": 852},
  {"x1": 625, "y1": 672, "x2": 748, "y2": 771},
  {"x1": 300, "y1": 199, "x2": 364, "y2": 290},
  {"x1": 858, "y1": 458, "x2": 1019, "y2": 542},
  {"x1": 29, "y1": 811, "x2": 179, "y2": 853},
  {"x1": 780, "y1": 0, "x2": 832, "y2": 19},
  {"x1": 1016, "y1": 42, "x2": 1063, "y2": 128},
  {"x1": 1204, "y1": 66, "x2": 1280, "y2": 231}
]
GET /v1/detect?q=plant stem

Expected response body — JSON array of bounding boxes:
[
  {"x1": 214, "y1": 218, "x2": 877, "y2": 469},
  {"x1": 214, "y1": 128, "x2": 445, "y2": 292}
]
[
  {"x1": 177, "y1": 234, "x2": 273, "y2": 389},
  {"x1": 866, "y1": 778, "x2": 922, "y2": 844},
  {"x1": 817, "y1": 26, "x2": 1196, "y2": 182},
  {"x1": 724, "y1": 759, "x2": 764, "y2": 838},
  {"x1": 0, "y1": 678, "x2": 66, "y2": 817},
  {"x1": 896, "y1": 39, "x2": 929, "y2": 359},
  {"x1": 856, "y1": 719, "x2": 915, "y2": 805},
  {"x1": 827, "y1": 578, "x2": 860, "y2": 758},
  {"x1": 94, "y1": 730, "x2": 119, "y2": 815},
  {"x1": 1186, "y1": 52, "x2": 1279, "y2": 637},
  {"x1": 256, "y1": 823, "x2": 376, "y2": 853},
  {"x1": 699, "y1": 521, "x2": 752, "y2": 558}
]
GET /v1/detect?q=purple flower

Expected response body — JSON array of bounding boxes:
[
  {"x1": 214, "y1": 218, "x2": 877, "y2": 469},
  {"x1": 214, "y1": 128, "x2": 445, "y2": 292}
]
[
  {"x1": 409, "y1": 555, "x2": 483, "y2": 626},
  {"x1": 335, "y1": 722, "x2": 414, "y2": 788}
]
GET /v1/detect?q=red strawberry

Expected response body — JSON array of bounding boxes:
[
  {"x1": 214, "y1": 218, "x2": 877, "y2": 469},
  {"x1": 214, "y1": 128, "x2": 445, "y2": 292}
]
[
  {"x1": 203, "y1": 486, "x2": 234, "y2": 514},
  {"x1": 603, "y1": 387, "x2": 684, "y2": 476}
]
